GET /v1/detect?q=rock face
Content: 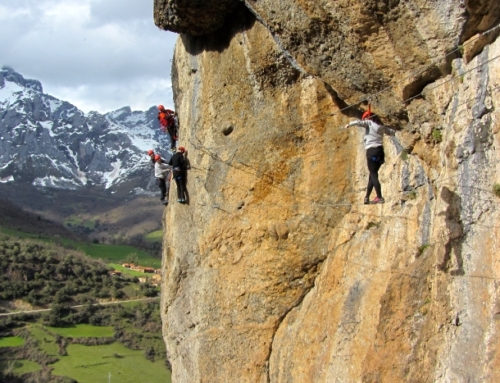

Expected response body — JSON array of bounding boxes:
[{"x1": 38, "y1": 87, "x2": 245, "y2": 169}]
[{"x1": 155, "y1": 1, "x2": 500, "y2": 382}]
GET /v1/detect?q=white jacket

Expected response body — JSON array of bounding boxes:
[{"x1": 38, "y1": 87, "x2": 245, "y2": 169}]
[
  {"x1": 155, "y1": 162, "x2": 172, "y2": 179},
  {"x1": 347, "y1": 119, "x2": 395, "y2": 150}
]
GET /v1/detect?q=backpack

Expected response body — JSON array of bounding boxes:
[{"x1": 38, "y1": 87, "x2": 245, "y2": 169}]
[{"x1": 158, "y1": 109, "x2": 176, "y2": 132}]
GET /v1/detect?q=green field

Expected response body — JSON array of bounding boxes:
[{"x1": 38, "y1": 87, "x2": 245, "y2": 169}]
[
  {"x1": 0, "y1": 359, "x2": 40, "y2": 375},
  {"x1": 0, "y1": 227, "x2": 42, "y2": 239},
  {"x1": 47, "y1": 324, "x2": 114, "y2": 338},
  {"x1": 51, "y1": 343, "x2": 171, "y2": 383},
  {"x1": 144, "y1": 230, "x2": 163, "y2": 242},
  {"x1": 29, "y1": 326, "x2": 58, "y2": 356},
  {"x1": 64, "y1": 217, "x2": 96, "y2": 230},
  {"x1": 0, "y1": 336, "x2": 25, "y2": 348},
  {"x1": 79, "y1": 243, "x2": 161, "y2": 268},
  {"x1": 0, "y1": 227, "x2": 77, "y2": 246}
]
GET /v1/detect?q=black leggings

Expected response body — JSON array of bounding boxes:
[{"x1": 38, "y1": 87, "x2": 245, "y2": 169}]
[
  {"x1": 173, "y1": 172, "x2": 185, "y2": 200},
  {"x1": 366, "y1": 146, "x2": 385, "y2": 199},
  {"x1": 157, "y1": 178, "x2": 167, "y2": 200}
]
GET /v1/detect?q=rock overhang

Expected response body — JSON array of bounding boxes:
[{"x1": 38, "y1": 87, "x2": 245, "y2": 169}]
[{"x1": 154, "y1": 0, "x2": 240, "y2": 36}]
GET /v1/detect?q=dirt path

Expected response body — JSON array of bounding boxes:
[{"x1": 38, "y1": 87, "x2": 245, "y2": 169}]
[{"x1": 0, "y1": 297, "x2": 160, "y2": 317}]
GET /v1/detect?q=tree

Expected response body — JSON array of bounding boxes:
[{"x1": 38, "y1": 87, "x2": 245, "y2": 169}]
[
  {"x1": 144, "y1": 346, "x2": 156, "y2": 361},
  {"x1": 126, "y1": 253, "x2": 139, "y2": 265},
  {"x1": 45, "y1": 304, "x2": 66, "y2": 327}
]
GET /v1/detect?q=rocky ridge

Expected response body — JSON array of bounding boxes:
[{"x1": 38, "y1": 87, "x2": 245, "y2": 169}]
[{"x1": 155, "y1": 1, "x2": 500, "y2": 382}]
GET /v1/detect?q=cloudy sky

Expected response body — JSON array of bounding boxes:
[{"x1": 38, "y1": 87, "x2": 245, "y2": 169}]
[{"x1": 0, "y1": 0, "x2": 178, "y2": 113}]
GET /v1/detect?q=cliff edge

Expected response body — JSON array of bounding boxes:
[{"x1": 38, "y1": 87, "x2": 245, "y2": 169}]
[{"x1": 155, "y1": 1, "x2": 500, "y2": 382}]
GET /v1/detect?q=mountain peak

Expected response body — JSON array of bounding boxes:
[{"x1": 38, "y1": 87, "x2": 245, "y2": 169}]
[
  {"x1": 107, "y1": 106, "x2": 132, "y2": 121},
  {"x1": 0, "y1": 66, "x2": 43, "y2": 93}
]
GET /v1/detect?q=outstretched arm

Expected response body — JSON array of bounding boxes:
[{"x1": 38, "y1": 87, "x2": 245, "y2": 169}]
[
  {"x1": 344, "y1": 119, "x2": 369, "y2": 129},
  {"x1": 383, "y1": 126, "x2": 396, "y2": 136}
]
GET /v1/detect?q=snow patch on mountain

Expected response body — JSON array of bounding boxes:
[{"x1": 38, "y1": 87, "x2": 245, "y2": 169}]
[
  {"x1": 103, "y1": 161, "x2": 122, "y2": 189},
  {"x1": 0, "y1": 175, "x2": 14, "y2": 183},
  {"x1": 33, "y1": 175, "x2": 81, "y2": 189},
  {"x1": 39, "y1": 121, "x2": 55, "y2": 136},
  {"x1": 0, "y1": 81, "x2": 24, "y2": 105},
  {"x1": 46, "y1": 98, "x2": 63, "y2": 113}
]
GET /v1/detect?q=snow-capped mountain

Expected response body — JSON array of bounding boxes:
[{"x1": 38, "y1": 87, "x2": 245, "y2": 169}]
[{"x1": 0, "y1": 67, "x2": 172, "y2": 192}]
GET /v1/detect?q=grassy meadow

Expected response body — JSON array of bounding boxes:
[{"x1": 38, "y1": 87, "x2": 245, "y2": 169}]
[
  {"x1": 29, "y1": 327, "x2": 59, "y2": 356},
  {"x1": 144, "y1": 229, "x2": 163, "y2": 242},
  {"x1": 80, "y1": 243, "x2": 161, "y2": 268},
  {"x1": 0, "y1": 336, "x2": 24, "y2": 348},
  {"x1": 3, "y1": 320, "x2": 170, "y2": 382},
  {"x1": 47, "y1": 324, "x2": 114, "y2": 338},
  {"x1": 51, "y1": 343, "x2": 171, "y2": 383},
  {"x1": 0, "y1": 359, "x2": 40, "y2": 375}
]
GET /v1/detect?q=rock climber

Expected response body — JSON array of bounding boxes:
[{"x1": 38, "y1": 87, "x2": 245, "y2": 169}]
[
  {"x1": 168, "y1": 146, "x2": 187, "y2": 203},
  {"x1": 148, "y1": 149, "x2": 168, "y2": 166},
  {"x1": 344, "y1": 109, "x2": 395, "y2": 204},
  {"x1": 157, "y1": 105, "x2": 178, "y2": 151},
  {"x1": 147, "y1": 149, "x2": 156, "y2": 166},
  {"x1": 154, "y1": 154, "x2": 172, "y2": 205}
]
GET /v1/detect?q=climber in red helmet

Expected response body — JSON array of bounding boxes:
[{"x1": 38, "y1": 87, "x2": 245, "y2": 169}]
[
  {"x1": 157, "y1": 105, "x2": 179, "y2": 151},
  {"x1": 154, "y1": 153, "x2": 172, "y2": 206},
  {"x1": 147, "y1": 149, "x2": 167, "y2": 166},
  {"x1": 147, "y1": 149, "x2": 155, "y2": 166},
  {"x1": 344, "y1": 108, "x2": 395, "y2": 204}
]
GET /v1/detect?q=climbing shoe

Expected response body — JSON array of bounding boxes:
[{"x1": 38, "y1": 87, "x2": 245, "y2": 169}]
[
  {"x1": 162, "y1": 200, "x2": 168, "y2": 205},
  {"x1": 364, "y1": 197, "x2": 370, "y2": 205},
  {"x1": 370, "y1": 197, "x2": 385, "y2": 204}
]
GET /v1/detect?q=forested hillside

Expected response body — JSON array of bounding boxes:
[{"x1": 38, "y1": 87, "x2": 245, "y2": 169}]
[
  {"x1": 0, "y1": 234, "x2": 169, "y2": 383},
  {"x1": 0, "y1": 235, "x2": 160, "y2": 313}
]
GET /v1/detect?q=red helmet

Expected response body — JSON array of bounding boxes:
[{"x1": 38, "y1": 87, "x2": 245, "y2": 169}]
[
  {"x1": 178, "y1": 146, "x2": 185, "y2": 153},
  {"x1": 147, "y1": 149, "x2": 154, "y2": 155},
  {"x1": 157, "y1": 105, "x2": 165, "y2": 111},
  {"x1": 154, "y1": 154, "x2": 161, "y2": 162},
  {"x1": 362, "y1": 104, "x2": 372, "y2": 120}
]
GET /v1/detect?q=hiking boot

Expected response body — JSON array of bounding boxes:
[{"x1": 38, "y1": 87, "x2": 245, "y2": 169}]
[
  {"x1": 370, "y1": 197, "x2": 385, "y2": 204},
  {"x1": 364, "y1": 197, "x2": 370, "y2": 205}
]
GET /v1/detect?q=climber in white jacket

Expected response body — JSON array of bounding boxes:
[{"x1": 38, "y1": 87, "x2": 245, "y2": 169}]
[{"x1": 344, "y1": 110, "x2": 395, "y2": 204}]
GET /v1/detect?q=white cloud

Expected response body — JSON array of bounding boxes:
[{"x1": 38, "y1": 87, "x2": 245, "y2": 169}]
[
  {"x1": 0, "y1": 0, "x2": 177, "y2": 113},
  {"x1": 52, "y1": 78, "x2": 174, "y2": 113}
]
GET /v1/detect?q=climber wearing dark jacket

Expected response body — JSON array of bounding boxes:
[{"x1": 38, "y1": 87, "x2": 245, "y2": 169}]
[
  {"x1": 168, "y1": 146, "x2": 187, "y2": 203},
  {"x1": 345, "y1": 111, "x2": 395, "y2": 204}
]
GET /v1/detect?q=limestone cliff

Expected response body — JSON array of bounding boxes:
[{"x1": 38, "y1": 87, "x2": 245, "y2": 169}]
[{"x1": 154, "y1": 1, "x2": 500, "y2": 382}]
